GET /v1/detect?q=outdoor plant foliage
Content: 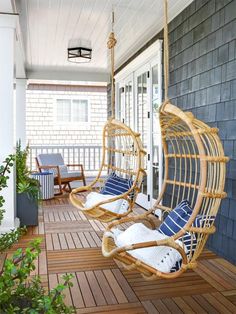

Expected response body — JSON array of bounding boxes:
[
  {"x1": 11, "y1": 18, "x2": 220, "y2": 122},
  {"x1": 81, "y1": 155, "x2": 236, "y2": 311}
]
[
  {"x1": 0, "y1": 156, "x2": 75, "y2": 313},
  {"x1": 16, "y1": 141, "x2": 40, "y2": 202}
]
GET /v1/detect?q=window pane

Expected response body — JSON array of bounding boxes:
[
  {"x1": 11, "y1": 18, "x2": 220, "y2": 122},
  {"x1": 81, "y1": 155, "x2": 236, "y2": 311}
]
[
  {"x1": 56, "y1": 99, "x2": 71, "y2": 122},
  {"x1": 72, "y1": 99, "x2": 88, "y2": 122}
]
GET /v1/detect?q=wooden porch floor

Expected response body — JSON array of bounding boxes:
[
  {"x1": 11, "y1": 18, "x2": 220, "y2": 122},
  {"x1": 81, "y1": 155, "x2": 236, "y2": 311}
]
[{"x1": 4, "y1": 194, "x2": 236, "y2": 313}]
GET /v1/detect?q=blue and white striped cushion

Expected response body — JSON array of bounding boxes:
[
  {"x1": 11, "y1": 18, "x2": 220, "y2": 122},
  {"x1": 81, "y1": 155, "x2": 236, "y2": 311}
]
[
  {"x1": 170, "y1": 260, "x2": 182, "y2": 272},
  {"x1": 158, "y1": 200, "x2": 192, "y2": 236},
  {"x1": 170, "y1": 232, "x2": 198, "y2": 272},
  {"x1": 100, "y1": 172, "x2": 133, "y2": 196},
  {"x1": 193, "y1": 214, "x2": 215, "y2": 228},
  {"x1": 159, "y1": 200, "x2": 215, "y2": 272}
]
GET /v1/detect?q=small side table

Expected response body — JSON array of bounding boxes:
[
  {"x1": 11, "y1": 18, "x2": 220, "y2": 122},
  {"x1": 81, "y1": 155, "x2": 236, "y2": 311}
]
[{"x1": 31, "y1": 172, "x2": 54, "y2": 200}]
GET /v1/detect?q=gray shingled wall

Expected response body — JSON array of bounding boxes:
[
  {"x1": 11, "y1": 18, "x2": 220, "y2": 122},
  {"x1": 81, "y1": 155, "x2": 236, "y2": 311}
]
[
  {"x1": 112, "y1": 0, "x2": 236, "y2": 264},
  {"x1": 168, "y1": 0, "x2": 236, "y2": 264}
]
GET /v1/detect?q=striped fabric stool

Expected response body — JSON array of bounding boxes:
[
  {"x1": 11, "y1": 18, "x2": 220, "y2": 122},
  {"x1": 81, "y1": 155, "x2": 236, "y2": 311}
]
[{"x1": 31, "y1": 172, "x2": 54, "y2": 200}]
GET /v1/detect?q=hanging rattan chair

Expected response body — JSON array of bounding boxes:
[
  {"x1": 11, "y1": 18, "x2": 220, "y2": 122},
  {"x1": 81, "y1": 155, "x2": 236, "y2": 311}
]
[
  {"x1": 102, "y1": 101, "x2": 228, "y2": 279},
  {"x1": 70, "y1": 118, "x2": 146, "y2": 222}
]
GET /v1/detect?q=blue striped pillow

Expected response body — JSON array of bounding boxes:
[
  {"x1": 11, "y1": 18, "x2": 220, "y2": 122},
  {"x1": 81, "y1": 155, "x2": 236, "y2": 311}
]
[
  {"x1": 193, "y1": 214, "x2": 215, "y2": 228},
  {"x1": 158, "y1": 200, "x2": 192, "y2": 236},
  {"x1": 159, "y1": 201, "x2": 215, "y2": 272},
  {"x1": 100, "y1": 172, "x2": 133, "y2": 196}
]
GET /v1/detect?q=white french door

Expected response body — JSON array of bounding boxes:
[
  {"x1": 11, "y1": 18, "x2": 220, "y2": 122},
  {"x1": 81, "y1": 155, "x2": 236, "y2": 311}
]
[
  {"x1": 115, "y1": 41, "x2": 162, "y2": 211},
  {"x1": 134, "y1": 65, "x2": 150, "y2": 208}
]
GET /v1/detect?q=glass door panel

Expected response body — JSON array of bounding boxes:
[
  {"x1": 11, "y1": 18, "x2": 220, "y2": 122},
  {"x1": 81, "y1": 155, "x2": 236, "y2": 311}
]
[
  {"x1": 117, "y1": 86, "x2": 125, "y2": 122},
  {"x1": 124, "y1": 80, "x2": 133, "y2": 129},
  {"x1": 151, "y1": 63, "x2": 162, "y2": 213},
  {"x1": 135, "y1": 70, "x2": 150, "y2": 209},
  {"x1": 137, "y1": 72, "x2": 148, "y2": 197}
]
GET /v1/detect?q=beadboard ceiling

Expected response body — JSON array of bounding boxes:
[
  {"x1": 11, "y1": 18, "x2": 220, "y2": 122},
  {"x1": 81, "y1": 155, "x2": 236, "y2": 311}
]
[{"x1": 16, "y1": 0, "x2": 193, "y2": 81}]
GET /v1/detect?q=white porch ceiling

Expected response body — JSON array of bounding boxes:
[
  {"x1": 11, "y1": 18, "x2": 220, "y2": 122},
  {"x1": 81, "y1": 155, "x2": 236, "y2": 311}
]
[{"x1": 16, "y1": 0, "x2": 193, "y2": 82}]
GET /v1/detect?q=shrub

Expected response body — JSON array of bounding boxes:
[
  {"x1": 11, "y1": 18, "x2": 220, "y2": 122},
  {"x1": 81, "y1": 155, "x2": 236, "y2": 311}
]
[{"x1": 0, "y1": 155, "x2": 75, "y2": 313}]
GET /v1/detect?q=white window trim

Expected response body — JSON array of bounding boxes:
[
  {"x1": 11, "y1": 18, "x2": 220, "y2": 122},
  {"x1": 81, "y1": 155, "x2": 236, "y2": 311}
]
[{"x1": 53, "y1": 95, "x2": 91, "y2": 130}]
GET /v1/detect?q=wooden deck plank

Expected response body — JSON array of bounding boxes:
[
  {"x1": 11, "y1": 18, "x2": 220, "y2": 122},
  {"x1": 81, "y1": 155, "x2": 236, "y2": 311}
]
[
  {"x1": 70, "y1": 273, "x2": 85, "y2": 308},
  {"x1": 78, "y1": 232, "x2": 90, "y2": 248},
  {"x1": 59, "y1": 211, "x2": 66, "y2": 221},
  {"x1": 112, "y1": 269, "x2": 138, "y2": 303},
  {"x1": 76, "y1": 272, "x2": 96, "y2": 308},
  {"x1": 103, "y1": 269, "x2": 128, "y2": 304},
  {"x1": 45, "y1": 221, "x2": 93, "y2": 233},
  {"x1": 76, "y1": 302, "x2": 146, "y2": 314},
  {"x1": 94, "y1": 270, "x2": 117, "y2": 305},
  {"x1": 162, "y1": 298, "x2": 183, "y2": 314},
  {"x1": 152, "y1": 299, "x2": 171, "y2": 313},
  {"x1": 39, "y1": 250, "x2": 47, "y2": 275},
  {"x1": 85, "y1": 271, "x2": 107, "y2": 306},
  {"x1": 58, "y1": 233, "x2": 68, "y2": 249},
  {"x1": 195, "y1": 261, "x2": 233, "y2": 291},
  {"x1": 65, "y1": 233, "x2": 76, "y2": 249},
  {"x1": 64, "y1": 211, "x2": 71, "y2": 221},
  {"x1": 54, "y1": 211, "x2": 60, "y2": 222},
  {"x1": 4, "y1": 195, "x2": 236, "y2": 314},
  {"x1": 203, "y1": 293, "x2": 232, "y2": 314},
  {"x1": 211, "y1": 292, "x2": 236, "y2": 312},
  {"x1": 192, "y1": 294, "x2": 219, "y2": 314},
  {"x1": 71, "y1": 232, "x2": 83, "y2": 248},
  {"x1": 52, "y1": 233, "x2": 61, "y2": 250},
  {"x1": 73, "y1": 211, "x2": 82, "y2": 221},
  {"x1": 208, "y1": 259, "x2": 236, "y2": 285},
  {"x1": 84, "y1": 232, "x2": 97, "y2": 248},
  {"x1": 46, "y1": 234, "x2": 53, "y2": 250},
  {"x1": 172, "y1": 297, "x2": 195, "y2": 314},
  {"x1": 141, "y1": 300, "x2": 160, "y2": 313},
  {"x1": 89, "y1": 220, "x2": 101, "y2": 232},
  {"x1": 49, "y1": 273, "x2": 58, "y2": 290},
  {"x1": 181, "y1": 295, "x2": 207, "y2": 313},
  {"x1": 90, "y1": 232, "x2": 102, "y2": 247},
  {"x1": 47, "y1": 248, "x2": 116, "y2": 273},
  {"x1": 58, "y1": 273, "x2": 73, "y2": 307}
]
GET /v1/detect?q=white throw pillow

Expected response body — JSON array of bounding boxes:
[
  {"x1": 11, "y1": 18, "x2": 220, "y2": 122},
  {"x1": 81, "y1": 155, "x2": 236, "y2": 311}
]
[
  {"x1": 114, "y1": 223, "x2": 186, "y2": 273},
  {"x1": 84, "y1": 192, "x2": 129, "y2": 214}
]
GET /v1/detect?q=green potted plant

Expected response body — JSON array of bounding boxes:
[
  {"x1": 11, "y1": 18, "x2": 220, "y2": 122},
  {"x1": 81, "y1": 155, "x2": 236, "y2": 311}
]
[
  {"x1": 16, "y1": 141, "x2": 40, "y2": 226},
  {"x1": 0, "y1": 155, "x2": 75, "y2": 313}
]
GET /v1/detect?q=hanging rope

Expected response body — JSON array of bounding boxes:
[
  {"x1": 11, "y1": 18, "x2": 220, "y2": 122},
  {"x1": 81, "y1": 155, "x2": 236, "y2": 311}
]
[
  {"x1": 107, "y1": 11, "x2": 117, "y2": 119},
  {"x1": 163, "y1": 0, "x2": 169, "y2": 102}
]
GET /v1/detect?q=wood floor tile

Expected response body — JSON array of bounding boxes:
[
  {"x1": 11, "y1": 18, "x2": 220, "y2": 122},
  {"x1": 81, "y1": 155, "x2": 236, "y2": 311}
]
[{"x1": 47, "y1": 248, "x2": 117, "y2": 273}]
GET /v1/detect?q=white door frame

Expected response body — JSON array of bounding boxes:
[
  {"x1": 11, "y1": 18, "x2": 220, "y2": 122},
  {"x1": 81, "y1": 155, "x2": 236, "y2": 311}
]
[{"x1": 115, "y1": 40, "x2": 163, "y2": 210}]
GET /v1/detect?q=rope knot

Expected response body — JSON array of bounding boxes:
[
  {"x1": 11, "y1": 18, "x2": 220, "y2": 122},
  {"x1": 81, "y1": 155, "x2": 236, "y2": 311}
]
[{"x1": 107, "y1": 32, "x2": 117, "y2": 49}]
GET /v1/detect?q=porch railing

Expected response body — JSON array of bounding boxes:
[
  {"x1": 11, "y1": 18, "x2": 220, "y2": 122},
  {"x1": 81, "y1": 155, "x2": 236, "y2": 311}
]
[{"x1": 28, "y1": 145, "x2": 103, "y2": 173}]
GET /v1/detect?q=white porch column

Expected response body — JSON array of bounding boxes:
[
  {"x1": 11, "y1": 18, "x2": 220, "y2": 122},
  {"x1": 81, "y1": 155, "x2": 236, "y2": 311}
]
[
  {"x1": 0, "y1": 14, "x2": 19, "y2": 231},
  {"x1": 15, "y1": 78, "x2": 27, "y2": 148}
]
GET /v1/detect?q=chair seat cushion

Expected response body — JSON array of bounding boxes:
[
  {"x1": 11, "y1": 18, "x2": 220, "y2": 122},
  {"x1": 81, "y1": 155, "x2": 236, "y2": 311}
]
[
  {"x1": 111, "y1": 223, "x2": 187, "y2": 273},
  {"x1": 100, "y1": 172, "x2": 133, "y2": 197},
  {"x1": 60, "y1": 171, "x2": 82, "y2": 179},
  {"x1": 84, "y1": 192, "x2": 129, "y2": 214}
]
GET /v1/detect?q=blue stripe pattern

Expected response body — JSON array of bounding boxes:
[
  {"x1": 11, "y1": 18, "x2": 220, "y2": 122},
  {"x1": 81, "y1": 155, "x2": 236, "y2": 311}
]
[
  {"x1": 193, "y1": 214, "x2": 215, "y2": 228},
  {"x1": 100, "y1": 172, "x2": 133, "y2": 196},
  {"x1": 158, "y1": 200, "x2": 215, "y2": 272},
  {"x1": 158, "y1": 200, "x2": 192, "y2": 236}
]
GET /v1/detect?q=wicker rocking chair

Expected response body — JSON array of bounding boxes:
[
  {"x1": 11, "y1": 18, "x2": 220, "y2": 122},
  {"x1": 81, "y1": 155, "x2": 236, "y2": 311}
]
[
  {"x1": 102, "y1": 102, "x2": 228, "y2": 279},
  {"x1": 69, "y1": 118, "x2": 146, "y2": 222}
]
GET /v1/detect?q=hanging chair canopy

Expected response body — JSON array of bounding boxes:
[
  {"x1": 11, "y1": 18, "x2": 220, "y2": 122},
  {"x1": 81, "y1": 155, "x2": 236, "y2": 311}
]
[
  {"x1": 70, "y1": 118, "x2": 146, "y2": 222},
  {"x1": 102, "y1": 101, "x2": 228, "y2": 279}
]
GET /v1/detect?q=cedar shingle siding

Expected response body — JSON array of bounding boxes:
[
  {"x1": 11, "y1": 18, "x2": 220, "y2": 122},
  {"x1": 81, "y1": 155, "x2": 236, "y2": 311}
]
[
  {"x1": 168, "y1": 0, "x2": 236, "y2": 264},
  {"x1": 114, "y1": 0, "x2": 236, "y2": 264}
]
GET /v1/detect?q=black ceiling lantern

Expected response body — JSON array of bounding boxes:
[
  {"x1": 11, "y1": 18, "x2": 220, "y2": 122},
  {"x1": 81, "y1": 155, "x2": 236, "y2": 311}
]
[{"x1": 68, "y1": 39, "x2": 92, "y2": 63}]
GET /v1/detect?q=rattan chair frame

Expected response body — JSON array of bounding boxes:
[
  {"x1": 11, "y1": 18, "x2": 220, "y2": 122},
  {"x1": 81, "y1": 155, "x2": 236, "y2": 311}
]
[
  {"x1": 70, "y1": 118, "x2": 146, "y2": 222},
  {"x1": 102, "y1": 102, "x2": 229, "y2": 279}
]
